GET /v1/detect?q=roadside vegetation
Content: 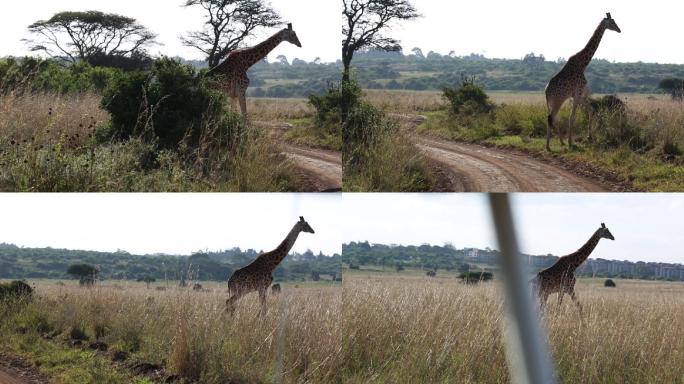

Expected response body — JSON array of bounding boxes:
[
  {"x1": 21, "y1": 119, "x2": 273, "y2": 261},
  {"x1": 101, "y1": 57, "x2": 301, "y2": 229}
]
[
  {"x1": 397, "y1": 78, "x2": 684, "y2": 191},
  {"x1": 341, "y1": 273, "x2": 684, "y2": 383},
  {"x1": 0, "y1": 280, "x2": 342, "y2": 383},
  {"x1": 338, "y1": 79, "x2": 437, "y2": 191},
  {"x1": 0, "y1": 57, "x2": 320, "y2": 192}
]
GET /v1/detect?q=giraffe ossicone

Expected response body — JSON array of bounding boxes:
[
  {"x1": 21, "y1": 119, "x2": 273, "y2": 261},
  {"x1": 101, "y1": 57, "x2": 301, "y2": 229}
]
[
  {"x1": 209, "y1": 24, "x2": 302, "y2": 117},
  {"x1": 226, "y1": 216, "x2": 315, "y2": 315},
  {"x1": 544, "y1": 13, "x2": 621, "y2": 151},
  {"x1": 532, "y1": 223, "x2": 615, "y2": 313}
]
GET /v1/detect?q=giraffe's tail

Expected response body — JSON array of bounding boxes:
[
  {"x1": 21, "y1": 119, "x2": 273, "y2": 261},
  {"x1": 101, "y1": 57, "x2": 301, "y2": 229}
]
[{"x1": 547, "y1": 114, "x2": 554, "y2": 128}]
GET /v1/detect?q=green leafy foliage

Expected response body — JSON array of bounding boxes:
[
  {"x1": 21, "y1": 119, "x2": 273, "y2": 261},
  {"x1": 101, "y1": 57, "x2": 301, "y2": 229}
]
[
  {"x1": 0, "y1": 280, "x2": 33, "y2": 301},
  {"x1": 0, "y1": 58, "x2": 120, "y2": 94},
  {"x1": 67, "y1": 264, "x2": 99, "y2": 286},
  {"x1": 443, "y1": 77, "x2": 494, "y2": 116},
  {"x1": 101, "y1": 58, "x2": 246, "y2": 149},
  {"x1": 0, "y1": 243, "x2": 341, "y2": 283},
  {"x1": 459, "y1": 271, "x2": 494, "y2": 284}
]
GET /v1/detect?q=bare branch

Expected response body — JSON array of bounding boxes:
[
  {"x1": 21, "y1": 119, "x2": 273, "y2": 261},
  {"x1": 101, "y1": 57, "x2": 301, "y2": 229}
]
[{"x1": 181, "y1": 0, "x2": 281, "y2": 67}]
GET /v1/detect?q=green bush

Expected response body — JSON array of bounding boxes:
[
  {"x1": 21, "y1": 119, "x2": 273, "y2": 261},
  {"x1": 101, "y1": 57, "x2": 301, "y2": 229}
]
[
  {"x1": 495, "y1": 104, "x2": 547, "y2": 137},
  {"x1": 459, "y1": 271, "x2": 493, "y2": 284},
  {"x1": 101, "y1": 57, "x2": 240, "y2": 149},
  {"x1": 309, "y1": 80, "x2": 362, "y2": 124},
  {"x1": 0, "y1": 280, "x2": 33, "y2": 301},
  {"x1": 443, "y1": 78, "x2": 494, "y2": 116},
  {"x1": 0, "y1": 58, "x2": 119, "y2": 94}
]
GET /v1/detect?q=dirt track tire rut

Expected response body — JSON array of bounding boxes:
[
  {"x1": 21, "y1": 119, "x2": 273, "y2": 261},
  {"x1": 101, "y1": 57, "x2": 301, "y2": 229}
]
[{"x1": 417, "y1": 136, "x2": 607, "y2": 192}]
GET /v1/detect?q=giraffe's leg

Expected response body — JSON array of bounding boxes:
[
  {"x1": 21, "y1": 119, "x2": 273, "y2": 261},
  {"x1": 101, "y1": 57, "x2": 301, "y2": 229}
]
[
  {"x1": 229, "y1": 97, "x2": 239, "y2": 113},
  {"x1": 568, "y1": 98, "x2": 580, "y2": 149},
  {"x1": 226, "y1": 291, "x2": 244, "y2": 315},
  {"x1": 539, "y1": 291, "x2": 549, "y2": 312},
  {"x1": 556, "y1": 291, "x2": 565, "y2": 312},
  {"x1": 239, "y1": 89, "x2": 248, "y2": 118},
  {"x1": 581, "y1": 89, "x2": 594, "y2": 142},
  {"x1": 570, "y1": 289, "x2": 583, "y2": 316},
  {"x1": 546, "y1": 109, "x2": 557, "y2": 152},
  {"x1": 258, "y1": 287, "x2": 268, "y2": 316},
  {"x1": 547, "y1": 102, "x2": 564, "y2": 151}
]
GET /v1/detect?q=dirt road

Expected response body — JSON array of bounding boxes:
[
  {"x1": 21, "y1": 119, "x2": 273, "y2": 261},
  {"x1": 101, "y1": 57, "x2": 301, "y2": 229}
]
[
  {"x1": 257, "y1": 120, "x2": 342, "y2": 192},
  {"x1": 0, "y1": 353, "x2": 48, "y2": 384},
  {"x1": 417, "y1": 136, "x2": 608, "y2": 192},
  {"x1": 281, "y1": 144, "x2": 342, "y2": 192}
]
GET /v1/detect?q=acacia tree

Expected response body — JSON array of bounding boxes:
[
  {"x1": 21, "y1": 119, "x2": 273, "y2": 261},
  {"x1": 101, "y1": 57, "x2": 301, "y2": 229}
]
[
  {"x1": 659, "y1": 78, "x2": 684, "y2": 100},
  {"x1": 342, "y1": 0, "x2": 419, "y2": 82},
  {"x1": 181, "y1": 0, "x2": 281, "y2": 68},
  {"x1": 25, "y1": 11, "x2": 157, "y2": 64},
  {"x1": 67, "y1": 264, "x2": 99, "y2": 286}
]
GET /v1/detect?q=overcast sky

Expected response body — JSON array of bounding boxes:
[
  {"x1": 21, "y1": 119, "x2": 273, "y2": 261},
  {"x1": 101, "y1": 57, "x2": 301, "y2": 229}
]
[
  {"x1": 342, "y1": 194, "x2": 684, "y2": 264},
  {"x1": 387, "y1": 0, "x2": 684, "y2": 64},
  {"x1": 0, "y1": 0, "x2": 338, "y2": 63},
  {"x1": 0, "y1": 194, "x2": 341, "y2": 256}
]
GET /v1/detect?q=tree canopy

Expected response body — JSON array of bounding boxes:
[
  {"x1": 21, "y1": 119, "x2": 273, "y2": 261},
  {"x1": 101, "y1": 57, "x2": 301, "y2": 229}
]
[
  {"x1": 182, "y1": 0, "x2": 281, "y2": 68},
  {"x1": 25, "y1": 11, "x2": 157, "y2": 66},
  {"x1": 658, "y1": 78, "x2": 684, "y2": 100},
  {"x1": 342, "y1": 0, "x2": 419, "y2": 81},
  {"x1": 67, "y1": 264, "x2": 99, "y2": 285}
]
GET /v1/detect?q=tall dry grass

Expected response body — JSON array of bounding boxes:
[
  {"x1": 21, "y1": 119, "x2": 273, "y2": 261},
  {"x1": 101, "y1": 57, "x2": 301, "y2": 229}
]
[
  {"x1": 0, "y1": 92, "x2": 107, "y2": 147},
  {"x1": 248, "y1": 98, "x2": 314, "y2": 121},
  {"x1": 341, "y1": 275, "x2": 684, "y2": 383},
  {"x1": 1, "y1": 281, "x2": 342, "y2": 383},
  {"x1": 0, "y1": 92, "x2": 303, "y2": 191}
]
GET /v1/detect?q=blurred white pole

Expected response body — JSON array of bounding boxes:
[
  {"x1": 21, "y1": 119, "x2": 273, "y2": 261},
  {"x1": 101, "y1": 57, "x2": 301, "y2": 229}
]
[{"x1": 488, "y1": 194, "x2": 556, "y2": 384}]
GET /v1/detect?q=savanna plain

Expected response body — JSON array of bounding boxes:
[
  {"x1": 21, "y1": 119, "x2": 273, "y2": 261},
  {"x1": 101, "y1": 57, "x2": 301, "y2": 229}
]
[
  {"x1": 354, "y1": 87, "x2": 684, "y2": 192},
  {"x1": 2, "y1": 274, "x2": 683, "y2": 383},
  {"x1": 0, "y1": 59, "x2": 341, "y2": 192}
]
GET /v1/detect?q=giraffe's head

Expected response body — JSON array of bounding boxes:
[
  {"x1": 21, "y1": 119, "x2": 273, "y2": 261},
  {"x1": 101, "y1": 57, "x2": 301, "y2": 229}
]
[
  {"x1": 598, "y1": 223, "x2": 615, "y2": 240},
  {"x1": 602, "y1": 13, "x2": 621, "y2": 33},
  {"x1": 282, "y1": 23, "x2": 302, "y2": 48},
  {"x1": 297, "y1": 216, "x2": 315, "y2": 234}
]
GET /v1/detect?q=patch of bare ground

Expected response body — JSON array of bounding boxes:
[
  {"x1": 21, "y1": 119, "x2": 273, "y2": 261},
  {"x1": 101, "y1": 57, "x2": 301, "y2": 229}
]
[{"x1": 0, "y1": 352, "x2": 51, "y2": 384}]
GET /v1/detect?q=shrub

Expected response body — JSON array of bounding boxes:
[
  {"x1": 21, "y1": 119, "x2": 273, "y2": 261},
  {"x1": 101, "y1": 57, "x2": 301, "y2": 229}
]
[
  {"x1": 0, "y1": 58, "x2": 119, "y2": 94},
  {"x1": 459, "y1": 271, "x2": 493, "y2": 284},
  {"x1": 443, "y1": 77, "x2": 494, "y2": 117},
  {"x1": 495, "y1": 104, "x2": 547, "y2": 137},
  {"x1": 101, "y1": 57, "x2": 234, "y2": 149},
  {"x1": 0, "y1": 280, "x2": 33, "y2": 301},
  {"x1": 309, "y1": 80, "x2": 361, "y2": 124}
]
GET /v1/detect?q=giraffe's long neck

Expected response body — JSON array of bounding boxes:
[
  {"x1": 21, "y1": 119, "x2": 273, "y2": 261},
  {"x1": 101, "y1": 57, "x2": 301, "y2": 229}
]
[
  {"x1": 267, "y1": 224, "x2": 301, "y2": 265},
  {"x1": 576, "y1": 23, "x2": 607, "y2": 70},
  {"x1": 242, "y1": 30, "x2": 286, "y2": 68},
  {"x1": 567, "y1": 230, "x2": 602, "y2": 269}
]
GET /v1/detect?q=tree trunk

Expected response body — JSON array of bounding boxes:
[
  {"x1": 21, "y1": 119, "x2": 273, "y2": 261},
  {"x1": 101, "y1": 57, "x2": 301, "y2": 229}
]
[{"x1": 342, "y1": 52, "x2": 352, "y2": 83}]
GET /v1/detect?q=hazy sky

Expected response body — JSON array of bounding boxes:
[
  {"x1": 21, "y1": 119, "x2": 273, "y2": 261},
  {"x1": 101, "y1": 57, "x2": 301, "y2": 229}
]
[
  {"x1": 388, "y1": 0, "x2": 684, "y2": 64},
  {"x1": 0, "y1": 194, "x2": 341, "y2": 256},
  {"x1": 342, "y1": 194, "x2": 684, "y2": 264},
  {"x1": 0, "y1": 0, "x2": 338, "y2": 63}
]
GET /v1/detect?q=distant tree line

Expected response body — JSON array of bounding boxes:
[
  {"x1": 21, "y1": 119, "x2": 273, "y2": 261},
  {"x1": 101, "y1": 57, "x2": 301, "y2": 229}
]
[
  {"x1": 0, "y1": 243, "x2": 341, "y2": 283},
  {"x1": 343, "y1": 242, "x2": 684, "y2": 281},
  {"x1": 350, "y1": 50, "x2": 684, "y2": 94}
]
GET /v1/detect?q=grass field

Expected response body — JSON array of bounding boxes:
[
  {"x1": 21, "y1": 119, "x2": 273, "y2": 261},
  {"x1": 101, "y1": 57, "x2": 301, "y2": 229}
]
[
  {"x1": 0, "y1": 92, "x2": 328, "y2": 192},
  {"x1": 3, "y1": 276, "x2": 683, "y2": 383},
  {"x1": 342, "y1": 273, "x2": 684, "y2": 383},
  {"x1": 366, "y1": 89, "x2": 684, "y2": 191},
  {"x1": 0, "y1": 280, "x2": 342, "y2": 383}
]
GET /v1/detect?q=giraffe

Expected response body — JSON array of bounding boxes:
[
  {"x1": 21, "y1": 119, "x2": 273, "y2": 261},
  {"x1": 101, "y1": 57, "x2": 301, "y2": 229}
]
[
  {"x1": 531, "y1": 223, "x2": 615, "y2": 313},
  {"x1": 208, "y1": 23, "x2": 302, "y2": 117},
  {"x1": 226, "y1": 216, "x2": 314, "y2": 314},
  {"x1": 545, "y1": 13, "x2": 621, "y2": 151}
]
